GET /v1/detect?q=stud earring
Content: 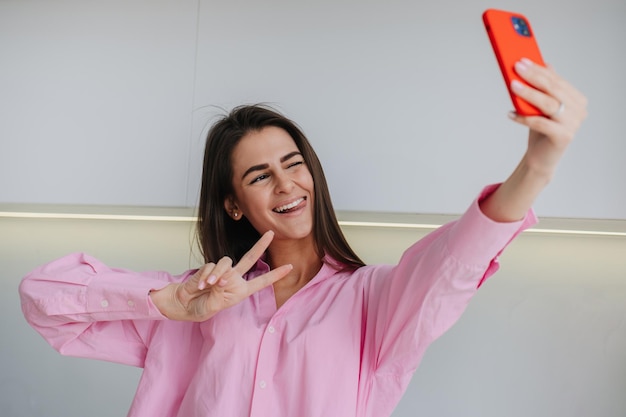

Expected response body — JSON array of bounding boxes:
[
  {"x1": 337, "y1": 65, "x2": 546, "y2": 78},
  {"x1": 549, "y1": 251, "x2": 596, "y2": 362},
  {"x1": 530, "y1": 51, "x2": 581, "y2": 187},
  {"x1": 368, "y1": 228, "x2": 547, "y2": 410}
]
[{"x1": 233, "y1": 212, "x2": 238, "y2": 218}]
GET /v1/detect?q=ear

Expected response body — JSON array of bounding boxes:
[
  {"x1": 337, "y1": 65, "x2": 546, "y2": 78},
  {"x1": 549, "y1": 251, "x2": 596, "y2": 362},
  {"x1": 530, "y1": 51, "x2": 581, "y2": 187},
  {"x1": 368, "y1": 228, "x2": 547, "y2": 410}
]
[{"x1": 224, "y1": 196, "x2": 242, "y2": 221}]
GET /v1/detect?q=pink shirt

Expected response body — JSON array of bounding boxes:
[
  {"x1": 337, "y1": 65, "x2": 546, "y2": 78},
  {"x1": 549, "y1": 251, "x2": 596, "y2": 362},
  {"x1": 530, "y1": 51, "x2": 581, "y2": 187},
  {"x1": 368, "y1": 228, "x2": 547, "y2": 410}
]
[{"x1": 19, "y1": 185, "x2": 536, "y2": 417}]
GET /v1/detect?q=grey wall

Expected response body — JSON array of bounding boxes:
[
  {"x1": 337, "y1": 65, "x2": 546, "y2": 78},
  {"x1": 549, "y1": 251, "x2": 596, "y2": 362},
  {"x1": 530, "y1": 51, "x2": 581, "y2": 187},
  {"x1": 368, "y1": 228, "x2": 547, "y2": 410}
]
[
  {"x1": 1, "y1": 0, "x2": 625, "y2": 219},
  {"x1": 1, "y1": 1, "x2": 625, "y2": 415},
  {"x1": 2, "y1": 214, "x2": 625, "y2": 417}
]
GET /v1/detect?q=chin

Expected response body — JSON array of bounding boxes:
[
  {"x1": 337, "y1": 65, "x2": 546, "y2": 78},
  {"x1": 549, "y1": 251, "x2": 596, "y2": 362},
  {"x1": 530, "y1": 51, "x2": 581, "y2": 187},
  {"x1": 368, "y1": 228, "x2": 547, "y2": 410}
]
[{"x1": 277, "y1": 227, "x2": 314, "y2": 242}]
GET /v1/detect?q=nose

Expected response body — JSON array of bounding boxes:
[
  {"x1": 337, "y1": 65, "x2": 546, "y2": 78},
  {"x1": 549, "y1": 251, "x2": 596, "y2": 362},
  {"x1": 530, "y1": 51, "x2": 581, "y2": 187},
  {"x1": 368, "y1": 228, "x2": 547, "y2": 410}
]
[{"x1": 274, "y1": 170, "x2": 294, "y2": 194}]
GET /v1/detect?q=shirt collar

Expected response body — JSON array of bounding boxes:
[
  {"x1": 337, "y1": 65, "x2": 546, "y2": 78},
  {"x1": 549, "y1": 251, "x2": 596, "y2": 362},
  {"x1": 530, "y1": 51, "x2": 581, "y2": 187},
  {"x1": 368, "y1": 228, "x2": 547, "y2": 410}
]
[{"x1": 247, "y1": 254, "x2": 344, "y2": 285}]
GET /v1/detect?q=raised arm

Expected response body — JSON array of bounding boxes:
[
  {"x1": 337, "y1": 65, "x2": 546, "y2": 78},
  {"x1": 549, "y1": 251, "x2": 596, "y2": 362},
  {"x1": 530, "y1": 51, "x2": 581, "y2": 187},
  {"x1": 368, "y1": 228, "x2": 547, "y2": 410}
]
[{"x1": 480, "y1": 59, "x2": 588, "y2": 222}]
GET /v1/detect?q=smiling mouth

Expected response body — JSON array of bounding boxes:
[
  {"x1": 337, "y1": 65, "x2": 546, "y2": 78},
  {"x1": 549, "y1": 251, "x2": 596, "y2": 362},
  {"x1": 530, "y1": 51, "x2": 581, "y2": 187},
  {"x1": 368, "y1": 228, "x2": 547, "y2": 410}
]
[{"x1": 273, "y1": 197, "x2": 306, "y2": 213}]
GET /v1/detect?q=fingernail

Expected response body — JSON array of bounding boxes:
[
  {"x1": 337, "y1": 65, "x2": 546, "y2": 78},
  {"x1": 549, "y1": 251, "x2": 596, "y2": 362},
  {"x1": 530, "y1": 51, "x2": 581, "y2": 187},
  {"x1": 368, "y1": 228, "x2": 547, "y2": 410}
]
[
  {"x1": 208, "y1": 275, "x2": 217, "y2": 285},
  {"x1": 198, "y1": 281, "x2": 206, "y2": 290},
  {"x1": 218, "y1": 278, "x2": 228, "y2": 287},
  {"x1": 511, "y1": 79, "x2": 525, "y2": 91},
  {"x1": 508, "y1": 111, "x2": 518, "y2": 119},
  {"x1": 515, "y1": 60, "x2": 530, "y2": 74},
  {"x1": 521, "y1": 57, "x2": 534, "y2": 66}
]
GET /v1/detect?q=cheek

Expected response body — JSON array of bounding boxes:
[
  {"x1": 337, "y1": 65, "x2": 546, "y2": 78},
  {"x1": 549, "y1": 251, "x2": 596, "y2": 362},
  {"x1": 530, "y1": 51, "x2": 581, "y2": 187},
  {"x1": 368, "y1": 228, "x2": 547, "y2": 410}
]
[
  {"x1": 302, "y1": 172, "x2": 315, "y2": 204},
  {"x1": 238, "y1": 191, "x2": 265, "y2": 213},
  {"x1": 230, "y1": 186, "x2": 256, "y2": 214},
  {"x1": 300, "y1": 168, "x2": 315, "y2": 188}
]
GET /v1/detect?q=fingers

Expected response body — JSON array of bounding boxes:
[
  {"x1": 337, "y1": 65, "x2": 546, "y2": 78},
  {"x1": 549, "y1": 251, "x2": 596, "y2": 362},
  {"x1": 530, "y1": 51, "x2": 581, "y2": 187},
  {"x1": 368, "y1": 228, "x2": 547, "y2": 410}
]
[
  {"x1": 512, "y1": 58, "x2": 587, "y2": 118},
  {"x1": 509, "y1": 58, "x2": 588, "y2": 141},
  {"x1": 508, "y1": 111, "x2": 563, "y2": 145},
  {"x1": 245, "y1": 264, "x2": 293, "y2": 295},
  {"x1": 511, "y1": 60, "x2": 560, "y2": 118},
  {"x1": 234, "y1": 230, "x2": 275, "y2": 275},
  {"x1": 194, "y1": 231, "x2": 275, "y2": 291},
  {"x1": 197, "y1": 256, "x2": 233, "y2": 290},
  {"x1": 511, "y1": 78, "x2": 560, "y2": 119}
]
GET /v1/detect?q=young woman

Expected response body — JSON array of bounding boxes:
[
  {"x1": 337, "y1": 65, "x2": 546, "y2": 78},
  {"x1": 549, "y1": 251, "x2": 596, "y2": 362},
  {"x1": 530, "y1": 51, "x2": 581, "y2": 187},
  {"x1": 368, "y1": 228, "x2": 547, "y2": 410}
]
[{"x1": 20, "y1": 59, "x2": 587, "y2": 417}]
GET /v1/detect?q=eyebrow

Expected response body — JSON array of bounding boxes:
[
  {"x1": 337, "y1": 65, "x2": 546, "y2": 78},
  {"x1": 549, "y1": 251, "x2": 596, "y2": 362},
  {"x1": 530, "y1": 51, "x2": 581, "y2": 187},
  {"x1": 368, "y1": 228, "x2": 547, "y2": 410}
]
[{"x1": 241, "y1": 151, "x2": 303, "y2": 180}]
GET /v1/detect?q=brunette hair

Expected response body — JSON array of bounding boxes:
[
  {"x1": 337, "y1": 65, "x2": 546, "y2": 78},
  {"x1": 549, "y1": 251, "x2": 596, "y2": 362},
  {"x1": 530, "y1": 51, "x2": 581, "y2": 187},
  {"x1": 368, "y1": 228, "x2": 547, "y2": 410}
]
[{"x1": 196, "y1": 104, "x2": 364, "y2": 271}]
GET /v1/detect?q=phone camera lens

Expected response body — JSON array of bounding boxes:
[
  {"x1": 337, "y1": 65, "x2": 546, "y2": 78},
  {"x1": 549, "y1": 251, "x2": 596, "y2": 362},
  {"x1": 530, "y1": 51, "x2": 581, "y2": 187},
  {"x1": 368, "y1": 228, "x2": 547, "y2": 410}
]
[{"x1": 511, "y1": 17, "x2": 531, "y2": 37}]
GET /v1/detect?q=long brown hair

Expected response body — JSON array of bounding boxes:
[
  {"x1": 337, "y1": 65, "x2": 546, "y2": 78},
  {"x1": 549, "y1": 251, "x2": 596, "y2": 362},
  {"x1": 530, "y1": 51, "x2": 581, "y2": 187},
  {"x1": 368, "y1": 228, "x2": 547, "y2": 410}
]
[{"x1": 196, "y1": 104, "x2": 364, "y2": 271}]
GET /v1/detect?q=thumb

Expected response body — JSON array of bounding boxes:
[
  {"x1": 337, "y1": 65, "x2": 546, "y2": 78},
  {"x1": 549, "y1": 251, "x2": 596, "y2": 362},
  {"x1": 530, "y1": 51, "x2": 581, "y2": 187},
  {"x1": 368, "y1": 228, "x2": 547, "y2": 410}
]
[{"x1": 245, "y1": 264, "x2": 293, "y2": 295}]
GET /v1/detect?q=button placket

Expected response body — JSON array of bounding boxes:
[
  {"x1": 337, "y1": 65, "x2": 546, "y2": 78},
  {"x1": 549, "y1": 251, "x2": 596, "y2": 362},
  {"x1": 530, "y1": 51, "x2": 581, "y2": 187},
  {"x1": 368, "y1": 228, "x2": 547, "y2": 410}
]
[{"x1": 249, "y1": 318, "x2": 281, "y2": 415}]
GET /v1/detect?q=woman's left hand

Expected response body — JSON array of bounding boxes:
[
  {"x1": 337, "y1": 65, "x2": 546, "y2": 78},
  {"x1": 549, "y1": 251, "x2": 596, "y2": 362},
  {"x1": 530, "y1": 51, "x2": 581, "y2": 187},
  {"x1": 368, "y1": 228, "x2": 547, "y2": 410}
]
[
  {"x1": 478, "y1": 59, "x2": 588, "y2": 222},
  {"x1": 508, "y1": 58, "x2": 588, "y2": 178}
]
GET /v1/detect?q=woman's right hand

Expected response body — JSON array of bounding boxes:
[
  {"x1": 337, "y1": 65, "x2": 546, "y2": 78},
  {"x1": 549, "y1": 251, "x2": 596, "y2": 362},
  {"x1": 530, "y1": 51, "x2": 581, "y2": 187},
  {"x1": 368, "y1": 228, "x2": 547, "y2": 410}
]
[{"x1": 150, "y1": 231, "x2": 292, "y2": 321}]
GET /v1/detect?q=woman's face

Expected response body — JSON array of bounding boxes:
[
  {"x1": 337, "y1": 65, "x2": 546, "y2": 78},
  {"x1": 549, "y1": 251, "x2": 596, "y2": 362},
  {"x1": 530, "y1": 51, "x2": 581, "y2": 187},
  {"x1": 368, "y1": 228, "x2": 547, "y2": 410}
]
[{"x1": 226, "y1": 126, "x2": 315, "y2": 242}]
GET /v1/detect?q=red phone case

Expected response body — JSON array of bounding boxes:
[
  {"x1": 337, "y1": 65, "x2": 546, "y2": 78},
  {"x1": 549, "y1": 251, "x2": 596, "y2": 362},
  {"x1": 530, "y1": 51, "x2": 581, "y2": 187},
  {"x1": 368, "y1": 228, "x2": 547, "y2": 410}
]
[{"x1": 483, "y1": 9, "x2": 546, "y2": 116}]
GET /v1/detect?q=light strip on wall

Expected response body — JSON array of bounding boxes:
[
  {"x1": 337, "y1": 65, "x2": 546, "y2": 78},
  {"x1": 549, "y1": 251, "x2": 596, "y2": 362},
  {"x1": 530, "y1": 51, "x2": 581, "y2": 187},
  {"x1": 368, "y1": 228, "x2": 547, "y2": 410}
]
[
  {"x1": 0, "y1": 212, "x2": 196, "y2": 222},
  {"x1": 338, "y1": 221, "x2": 440, "y2": 230},
  {"x1": 1, "y1": 211, "x2": 625, "y2": 237},
  {"x1": 337, "y1": 220, "x2": 626, "y2": 237},
  {"x1": 523, "y1": 228, "x2": 626, "y2": 237}
]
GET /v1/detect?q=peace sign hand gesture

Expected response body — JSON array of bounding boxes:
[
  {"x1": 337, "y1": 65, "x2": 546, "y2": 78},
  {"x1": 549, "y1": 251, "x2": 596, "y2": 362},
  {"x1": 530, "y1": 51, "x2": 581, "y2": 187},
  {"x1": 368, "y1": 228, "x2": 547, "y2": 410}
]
[{"x1": 150, "y1": 231, "x2": 292, "y2": 322}]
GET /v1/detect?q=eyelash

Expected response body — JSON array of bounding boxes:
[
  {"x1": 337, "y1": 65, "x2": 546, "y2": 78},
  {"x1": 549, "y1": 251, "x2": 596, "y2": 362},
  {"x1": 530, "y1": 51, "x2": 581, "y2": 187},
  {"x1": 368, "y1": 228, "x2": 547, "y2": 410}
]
[
  {"x1": 250, "y1": 174, "x2": 269, "y2": 184},
  {"x1": 249, "y1": 161, "x2": 304, "y2": 184}
]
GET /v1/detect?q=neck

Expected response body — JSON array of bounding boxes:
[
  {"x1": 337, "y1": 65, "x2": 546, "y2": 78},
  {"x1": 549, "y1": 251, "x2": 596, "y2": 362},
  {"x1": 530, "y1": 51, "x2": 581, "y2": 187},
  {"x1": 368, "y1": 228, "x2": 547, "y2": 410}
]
[{"x1": 266, "y1": 235, "x2": 323, "y2": 305}]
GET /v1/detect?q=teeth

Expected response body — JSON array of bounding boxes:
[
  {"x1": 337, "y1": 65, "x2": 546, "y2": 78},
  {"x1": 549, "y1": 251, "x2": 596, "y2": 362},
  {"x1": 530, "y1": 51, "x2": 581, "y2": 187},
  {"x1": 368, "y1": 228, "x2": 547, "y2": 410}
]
[{"x1": 274, "y1": 198, "x2": 304, "y2": 213}]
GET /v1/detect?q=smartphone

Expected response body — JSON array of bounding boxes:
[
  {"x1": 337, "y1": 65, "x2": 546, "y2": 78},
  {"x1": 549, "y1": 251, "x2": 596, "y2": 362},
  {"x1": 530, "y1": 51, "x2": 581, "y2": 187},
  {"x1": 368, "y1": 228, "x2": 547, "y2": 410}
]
[{"x1": 482, "y1": 9, "x2": 546, "y2": 116}]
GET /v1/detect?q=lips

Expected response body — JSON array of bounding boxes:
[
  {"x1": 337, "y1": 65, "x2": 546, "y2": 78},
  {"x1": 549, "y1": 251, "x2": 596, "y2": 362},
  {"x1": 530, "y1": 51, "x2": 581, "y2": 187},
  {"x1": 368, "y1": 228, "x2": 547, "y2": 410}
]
[{"x1": 273, "y1": 197, "x2": 306, "y2": 213}]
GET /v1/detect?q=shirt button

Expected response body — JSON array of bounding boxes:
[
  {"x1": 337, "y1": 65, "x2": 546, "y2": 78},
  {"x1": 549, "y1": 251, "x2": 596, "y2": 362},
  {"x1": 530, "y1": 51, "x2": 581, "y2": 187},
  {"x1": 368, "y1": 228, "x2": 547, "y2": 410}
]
[
  {"x1": 127, "y1": 300, "x2": 135, "y2": 307},
  {"x1": 100, "y1": 299, "x2": 109, "y2": 308},
  {"x1": 267, "y1": 326, "x2": 275, "y2": 334},
  {"x1": 259, "y1": 380, "x2": 267, "y2": 389}
]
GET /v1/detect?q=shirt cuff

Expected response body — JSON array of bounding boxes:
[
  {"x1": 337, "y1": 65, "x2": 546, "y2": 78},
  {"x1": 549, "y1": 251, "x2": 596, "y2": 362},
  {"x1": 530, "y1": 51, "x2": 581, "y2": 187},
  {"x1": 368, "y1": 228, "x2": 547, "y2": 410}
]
[
  {"x1": 86, "y1": 270, "x2": 170, "y2": 321},
  {"x1": 446, "y1": 183, "x2": 538, "y2": 287}
]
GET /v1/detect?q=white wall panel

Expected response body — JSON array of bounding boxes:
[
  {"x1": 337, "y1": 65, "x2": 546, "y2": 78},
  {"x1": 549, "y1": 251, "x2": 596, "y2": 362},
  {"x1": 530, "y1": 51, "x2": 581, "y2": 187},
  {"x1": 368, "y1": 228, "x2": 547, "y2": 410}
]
[
  {"x1": 1, "y1": 0, "x2": 624, "y2": 217},
  {"x1": 0, "y1": 0, "x2": 198, "y2": 206},
  {"x1": 187, "y1": 0, "x2": 626, "y2": 218}
]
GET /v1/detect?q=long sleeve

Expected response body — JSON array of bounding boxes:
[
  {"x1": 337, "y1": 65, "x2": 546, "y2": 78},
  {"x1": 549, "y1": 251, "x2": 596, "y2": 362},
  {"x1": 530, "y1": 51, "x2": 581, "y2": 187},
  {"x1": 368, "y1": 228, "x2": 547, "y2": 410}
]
[
  {"x1": 358, "y1": 185, "x2": 537, "y2": 417},
  {"x1": 19, "y1": 252, "x2": 190, "y2": 367}
]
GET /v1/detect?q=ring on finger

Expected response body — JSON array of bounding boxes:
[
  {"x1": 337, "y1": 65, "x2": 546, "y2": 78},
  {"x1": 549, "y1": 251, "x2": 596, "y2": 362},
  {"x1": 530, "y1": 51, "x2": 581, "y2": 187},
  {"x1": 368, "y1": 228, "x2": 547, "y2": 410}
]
[{"x1": 550, "y1": 101, "x2": 565, "y2": 118}]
